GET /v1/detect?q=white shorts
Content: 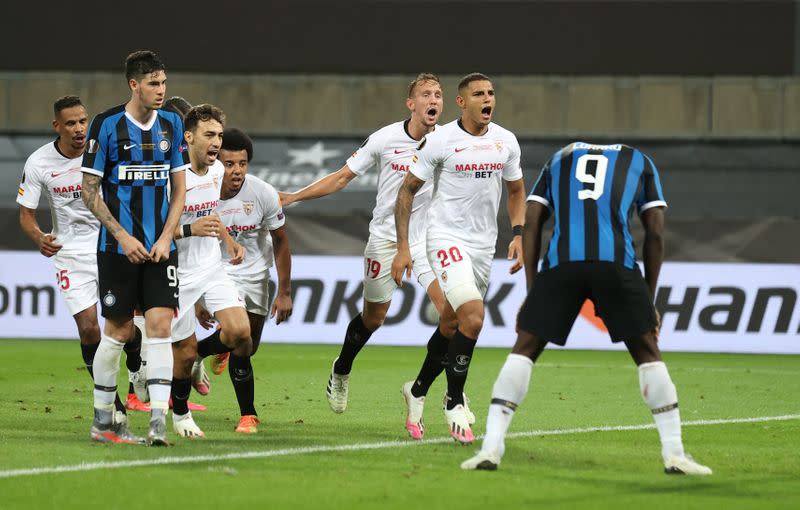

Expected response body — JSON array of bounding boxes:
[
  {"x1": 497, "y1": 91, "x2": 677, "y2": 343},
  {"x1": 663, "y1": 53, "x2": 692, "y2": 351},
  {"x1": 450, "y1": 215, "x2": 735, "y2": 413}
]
[
  {"x1": 363, "y1": 236, "x2": 435, "y2": 304},
  {"x1": 426, "y1": 238, "x2": 492, "y2": 311},
  {"x1": 53, "y1": 253, "x2": 98, "y2": 316},
  {"x1": 172, "y1": 273, "x2": 244, "y2": 341},
  {"x1": 229, "y1": 269, "x2": 271, "y2": 316}
]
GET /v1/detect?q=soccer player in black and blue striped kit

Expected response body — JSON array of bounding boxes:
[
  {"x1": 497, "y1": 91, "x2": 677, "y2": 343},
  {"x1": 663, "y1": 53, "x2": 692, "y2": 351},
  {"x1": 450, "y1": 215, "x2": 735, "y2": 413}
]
[
  {"x1": 81, "y1": 50, "x2": 189, "y2": 446},
  {"x1": 462, "y1": 142, "x2": 712, "y2": 475}
]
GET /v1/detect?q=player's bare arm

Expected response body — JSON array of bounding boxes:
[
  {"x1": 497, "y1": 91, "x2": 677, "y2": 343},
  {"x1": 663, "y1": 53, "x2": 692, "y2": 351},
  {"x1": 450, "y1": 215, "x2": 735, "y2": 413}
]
[
  {"x1": 521, "y1": 201, "x2": 550, "y2": 291},
  {"x1": 391, "y1": 172, "x2": 424, "y2": 286},
  {"x1": 640, "y1": 206, "x2": 665, "y2": 298},
  {"x1": 279, "y1": 164, "x2": 358, "y2": 206},
  {"x1": 269, "y1": 225, "x2": 293, "y2": 324},
  {"x1": 505, "y1": 178, "x2": 527, "y2": 274},
  {"x1": 82, "y1": 172, "x2": 150, "y2": 263},
  {"x1": 152, "y1": 170, "x2": 186, "y2": 262},
  {"x1": 19, "y1": 206, "x2": 62, "y2": 257}
]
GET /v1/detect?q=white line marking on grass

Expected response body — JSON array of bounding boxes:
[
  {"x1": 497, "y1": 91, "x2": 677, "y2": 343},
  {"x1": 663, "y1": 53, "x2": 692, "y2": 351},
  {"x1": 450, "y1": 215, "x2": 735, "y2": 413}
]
[{"x1": 1, "y1": 414, "x2": 797, "y2": 479}]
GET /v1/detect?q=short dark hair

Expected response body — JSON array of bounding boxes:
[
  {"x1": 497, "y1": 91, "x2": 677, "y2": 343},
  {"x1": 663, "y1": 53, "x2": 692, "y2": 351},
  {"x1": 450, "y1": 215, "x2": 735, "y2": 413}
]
[
  {"x1": 221, "y1": 128, "x2": 254, "y2": 162},
  {"x1": 125, "y1": 50, "x2": 166, "y2": 81},
  {"x1": 458, "y1": 72, "x2": 491, "y2": 93},
  {"x1": 184, "y1": 104, "x2": 226, "y2": 133},
  {"x1": 53, "y1": 95, "x2": 83, "y2": 117},
  {"x1": 408, "y1": 72, "x2": 440, "y2": 98},
  {"x1": 163, "y1": 96, "x2": 192, "y2": 119}
]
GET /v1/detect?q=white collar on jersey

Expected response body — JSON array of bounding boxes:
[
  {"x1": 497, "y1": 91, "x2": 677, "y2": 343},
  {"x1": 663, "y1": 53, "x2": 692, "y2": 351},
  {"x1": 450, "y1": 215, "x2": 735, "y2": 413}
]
[{"x1": 124, "y1": 110, "x2": 159, "y2": 131}]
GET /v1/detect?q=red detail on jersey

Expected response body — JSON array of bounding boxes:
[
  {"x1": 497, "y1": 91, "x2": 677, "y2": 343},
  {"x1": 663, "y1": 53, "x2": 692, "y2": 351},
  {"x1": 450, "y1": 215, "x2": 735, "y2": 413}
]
[
  {"x1": 454, "y1": 147, "x2": 468, "y2": 153},
  {"x1": 183, "y1": 200, "x2": 219, "y2": 212},
  {"x1": 228, "y1": 224, "x2": 258, "y2": 233},
  {"x1": 394, "y1": 149, "x2": 410, "y2": 154},
  {"x1": 53, "y1": 184, "x2": 82, "y2": 193},
  {"x1": 454, "y1": 163, "x2": 504, "y2": 172},
  {"x1": 390, "y1": 163, "x2": 410, "y2": 172}
]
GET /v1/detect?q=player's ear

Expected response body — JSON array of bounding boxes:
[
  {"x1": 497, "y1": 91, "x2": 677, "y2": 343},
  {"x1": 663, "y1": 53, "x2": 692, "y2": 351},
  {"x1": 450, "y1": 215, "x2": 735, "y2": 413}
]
[
  {"x1": 406, "y1": 97, "x2": 415, "y2": 112},
  {"x1": 455, "y1": 94, "x2": 465, "y2": 108},
  {"x1": 184, "y1": 130, "x2": 193, "y2": 144},
  {"x1": 52, "y1": 118, "x2": 58, "y2": 131}
]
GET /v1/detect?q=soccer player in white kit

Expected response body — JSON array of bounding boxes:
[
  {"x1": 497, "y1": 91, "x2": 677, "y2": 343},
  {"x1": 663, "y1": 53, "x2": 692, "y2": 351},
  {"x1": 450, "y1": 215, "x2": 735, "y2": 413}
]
[
  {"x1": 195, "y1": 127, "x2": 293, "y2": 434},
  {"x1": 280, "y1": 74, "x2": 468, "y2": 439},
  {"x1": 168, "y1": 105, "x2": 251, "y2": 439},
  {"x1": 393, "y1": 73, "x2": 527, "y2": 444},
  {"x1": 16, "y1": 95, "x2": 144, "y2": 440}
]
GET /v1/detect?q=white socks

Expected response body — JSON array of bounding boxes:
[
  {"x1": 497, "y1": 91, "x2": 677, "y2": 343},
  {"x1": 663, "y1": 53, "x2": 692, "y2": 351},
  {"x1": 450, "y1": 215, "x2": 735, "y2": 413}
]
[
  {"x1": 92, "y1": 335, "x2": 125, "y2": 414},
  {"x1": 481, "y1": 354, "x2": 534, "y2": 458},
  {"x1": 146, "y1": 338, "x2": 173, "y2": 411},
  {"x1": 638, "y1": 361, "x2": 684, "y2": 461}
]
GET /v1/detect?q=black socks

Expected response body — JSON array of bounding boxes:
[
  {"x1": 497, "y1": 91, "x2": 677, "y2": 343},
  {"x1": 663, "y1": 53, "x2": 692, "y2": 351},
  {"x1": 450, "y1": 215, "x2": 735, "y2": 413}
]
[
  {"x1": 333, "y1": 314, "x2": 374, "y2": 375},
  {"x1": 411, "y1": 327, "x2": 450, "y2": 398},
  {"x1": 445, "y1": 329, "x2": 477, "y2": 410}
]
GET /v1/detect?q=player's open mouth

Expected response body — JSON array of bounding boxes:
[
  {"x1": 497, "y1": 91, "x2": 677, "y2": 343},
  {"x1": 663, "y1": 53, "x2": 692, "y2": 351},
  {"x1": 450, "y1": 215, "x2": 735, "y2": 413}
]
[
  {"x1": 427, "y1": 108, "x2": 438, "y2": 117},
  {"x1": 481, "y1": 106, "x2": 492, "y2": 117},
  {"x1": 208, "y1": 150, "x2": 219, "y2": 158},
  {"x1": 74, "y1": 136, "x2": 86, "y2": 144}
]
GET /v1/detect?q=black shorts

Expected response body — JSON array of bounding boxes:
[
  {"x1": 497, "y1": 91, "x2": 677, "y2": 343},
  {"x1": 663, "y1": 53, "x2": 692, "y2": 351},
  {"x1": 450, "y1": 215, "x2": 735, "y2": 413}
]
[
  {"x1": 517, "y1": 261, "x2": 657, "y2": 345},
  {"x1": 97, "y1": 251, "x2": 179, "y2": 319}
]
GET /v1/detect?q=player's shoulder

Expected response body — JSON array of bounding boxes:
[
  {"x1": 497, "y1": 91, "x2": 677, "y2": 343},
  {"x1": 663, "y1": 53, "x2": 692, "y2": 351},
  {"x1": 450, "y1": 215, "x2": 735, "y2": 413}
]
[
  {"x1": 26, "y1": 140, "x2": 58, "y2": 164},
  {"x1": 364, "y1": 121, "x2": 407, "y2": 147},
  {"x1": 419, "y1": 120, "x2": 457, "y2": 148},
  {"x1": 92, "y1": 104, "x2": 126, "y2": 126},
  {"x1": 156, "y1": 108, "x2": 182, "y2": 126},
  {"x1": 243, "y1": 173, "x2": 274, "y2": 193},
  {"x1": 209, "y1": 159, "x2": 225, "y2": 177},
  {"x1": 488, "y1": 122, "x2": 519, "y2": 143}
]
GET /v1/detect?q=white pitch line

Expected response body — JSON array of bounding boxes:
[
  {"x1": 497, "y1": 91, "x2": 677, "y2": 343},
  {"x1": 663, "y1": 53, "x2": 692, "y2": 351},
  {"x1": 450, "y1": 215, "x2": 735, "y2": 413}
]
[{"x1": 0, "y1": 414, "x2": 797, "y2": 480}]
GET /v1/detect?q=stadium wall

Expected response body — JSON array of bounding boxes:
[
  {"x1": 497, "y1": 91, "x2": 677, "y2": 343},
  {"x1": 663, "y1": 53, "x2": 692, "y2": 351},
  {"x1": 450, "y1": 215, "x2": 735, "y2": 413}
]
[
  {"x1": 0, "y1": 74, "x2": 798, "y2": 139},
  {"x1": 2, "y1": 251, "x2": 798, "y2": 354}
]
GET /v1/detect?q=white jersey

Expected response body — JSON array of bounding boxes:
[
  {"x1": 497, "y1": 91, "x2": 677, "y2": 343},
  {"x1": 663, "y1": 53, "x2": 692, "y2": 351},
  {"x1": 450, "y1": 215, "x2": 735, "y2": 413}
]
[
  {"x1": 218, "y1": 174, "x2": 285, "y2": 276},
  {"x1": 175, "y1": 160, "x2": 224, "y2": 284},
  {"x1": 16, "y1": 141, "x2": 99, "y2": 255},
  {"x1": 410, "y1": 120, "x2": 523, "y2": 251},
  {"x1": 346, "y1": 120, "x2": 434, "y2": 244}
]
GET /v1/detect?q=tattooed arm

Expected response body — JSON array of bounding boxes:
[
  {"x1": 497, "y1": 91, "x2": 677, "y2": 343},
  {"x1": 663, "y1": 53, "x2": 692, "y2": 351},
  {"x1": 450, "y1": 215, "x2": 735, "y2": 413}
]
[
  {"x1": 391, "y1": 173, "x2": 425, "y2": 286},
  {"x1": 82, "y1": 173, "x2": 150, "y2": 263}
]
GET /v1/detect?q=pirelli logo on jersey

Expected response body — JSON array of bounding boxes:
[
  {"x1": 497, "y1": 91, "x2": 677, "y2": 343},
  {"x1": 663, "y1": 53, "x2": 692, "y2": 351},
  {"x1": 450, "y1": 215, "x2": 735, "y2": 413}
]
[{"x1": 117, "y1": 164, "x2": 170, "y2": 182}]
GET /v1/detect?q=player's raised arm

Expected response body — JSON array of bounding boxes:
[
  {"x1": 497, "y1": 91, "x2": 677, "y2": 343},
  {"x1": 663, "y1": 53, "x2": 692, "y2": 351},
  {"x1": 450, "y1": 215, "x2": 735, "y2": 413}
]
[
  {"x1": 505, "y1": 177, "x2": 526, "y2": 274},
  {"x1": 279, "y1": 164, "x2": 358, "y2": 206}
]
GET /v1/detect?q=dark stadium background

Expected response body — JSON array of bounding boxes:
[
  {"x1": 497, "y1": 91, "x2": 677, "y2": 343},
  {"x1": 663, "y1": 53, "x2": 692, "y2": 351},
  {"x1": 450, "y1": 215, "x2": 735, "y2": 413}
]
[{"x1": 0, "y1": 0, "x2": 797, "y2": 261}]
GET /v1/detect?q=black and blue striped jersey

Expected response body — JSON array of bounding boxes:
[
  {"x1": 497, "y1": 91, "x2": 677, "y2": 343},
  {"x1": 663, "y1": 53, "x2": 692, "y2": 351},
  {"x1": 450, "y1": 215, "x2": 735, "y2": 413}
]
[
  {"x1": 528, "y1": 142, "x2": 667, "y2": 270},
  {"x1": 81, "y1": 105, "x2": 190, "y2": 254}
]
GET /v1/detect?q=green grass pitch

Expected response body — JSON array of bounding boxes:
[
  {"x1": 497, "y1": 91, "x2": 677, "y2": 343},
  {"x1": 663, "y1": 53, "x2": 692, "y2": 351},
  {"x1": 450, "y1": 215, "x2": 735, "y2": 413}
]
[{"x1": 0, "y1": 339, "x2": 798, "y2": 510}]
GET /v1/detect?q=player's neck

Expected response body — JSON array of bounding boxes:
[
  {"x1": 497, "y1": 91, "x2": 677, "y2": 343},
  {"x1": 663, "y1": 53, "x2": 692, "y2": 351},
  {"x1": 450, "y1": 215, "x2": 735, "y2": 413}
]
[
  {"x1": 459, "y1": 116, "x2": 489, "y2": 136},
  {"x1": 56, "y1": 138, "x2": 82, "y2": 159},
  {"x1": 406, "y1": 118, "x2": 433, "y2": 141},
  {"x1": 125, "y1": 100, "x2": 156, "y2": 125},
  {"x1": 220, "y1": 182, "x2": 240, "y2": 200},
  {"x1": 189, "y1": 160, "x2": 209, "y2": 176}
]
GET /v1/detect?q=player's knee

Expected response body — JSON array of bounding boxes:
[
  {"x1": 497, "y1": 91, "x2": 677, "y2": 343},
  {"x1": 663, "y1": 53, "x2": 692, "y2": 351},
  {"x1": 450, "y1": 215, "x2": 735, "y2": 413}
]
[
  {"x1": 77, "y1": 323, "x2": 100, "y2": 345},
  {"x1": 438, "y1": 316, "x2": 458, "y2": 337},
  {"x1": 459, "y1": 314, "x2": 484, "y2": 338},
  {"x1": 361, "y1": 312, "x2": 385, "y2": 332}
]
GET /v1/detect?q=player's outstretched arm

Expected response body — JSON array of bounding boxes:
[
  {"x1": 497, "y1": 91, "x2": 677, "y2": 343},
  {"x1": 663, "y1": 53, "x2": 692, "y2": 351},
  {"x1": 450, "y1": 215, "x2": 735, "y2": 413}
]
[
  {"x1": 505, "y1": 178, "x2": 527, "y2": 274},
  {"x1": 269, "y1": 225, "x2": 293, "y2": 324},
  {"x1": 19, "y1": 206, "x2": 61, "y2": 257},
  {"x1": 391, "y1": 172, "x2": 424, "y2": 286},
  {"x1": 152, "y1": 170, "x2": 186, "y2": 262},
  {"x1": 278, "y1": 164, "x2": 358, "y2": 207},
  {"x1": 522, "y1": 201, "x2": 549, "y2": 291},
  {"x1": 82, "y1": 173, "x2": 149, "y2": 263},
  {"x1": 640, "y1": 207, "x2": 665, "y2": 299}
]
